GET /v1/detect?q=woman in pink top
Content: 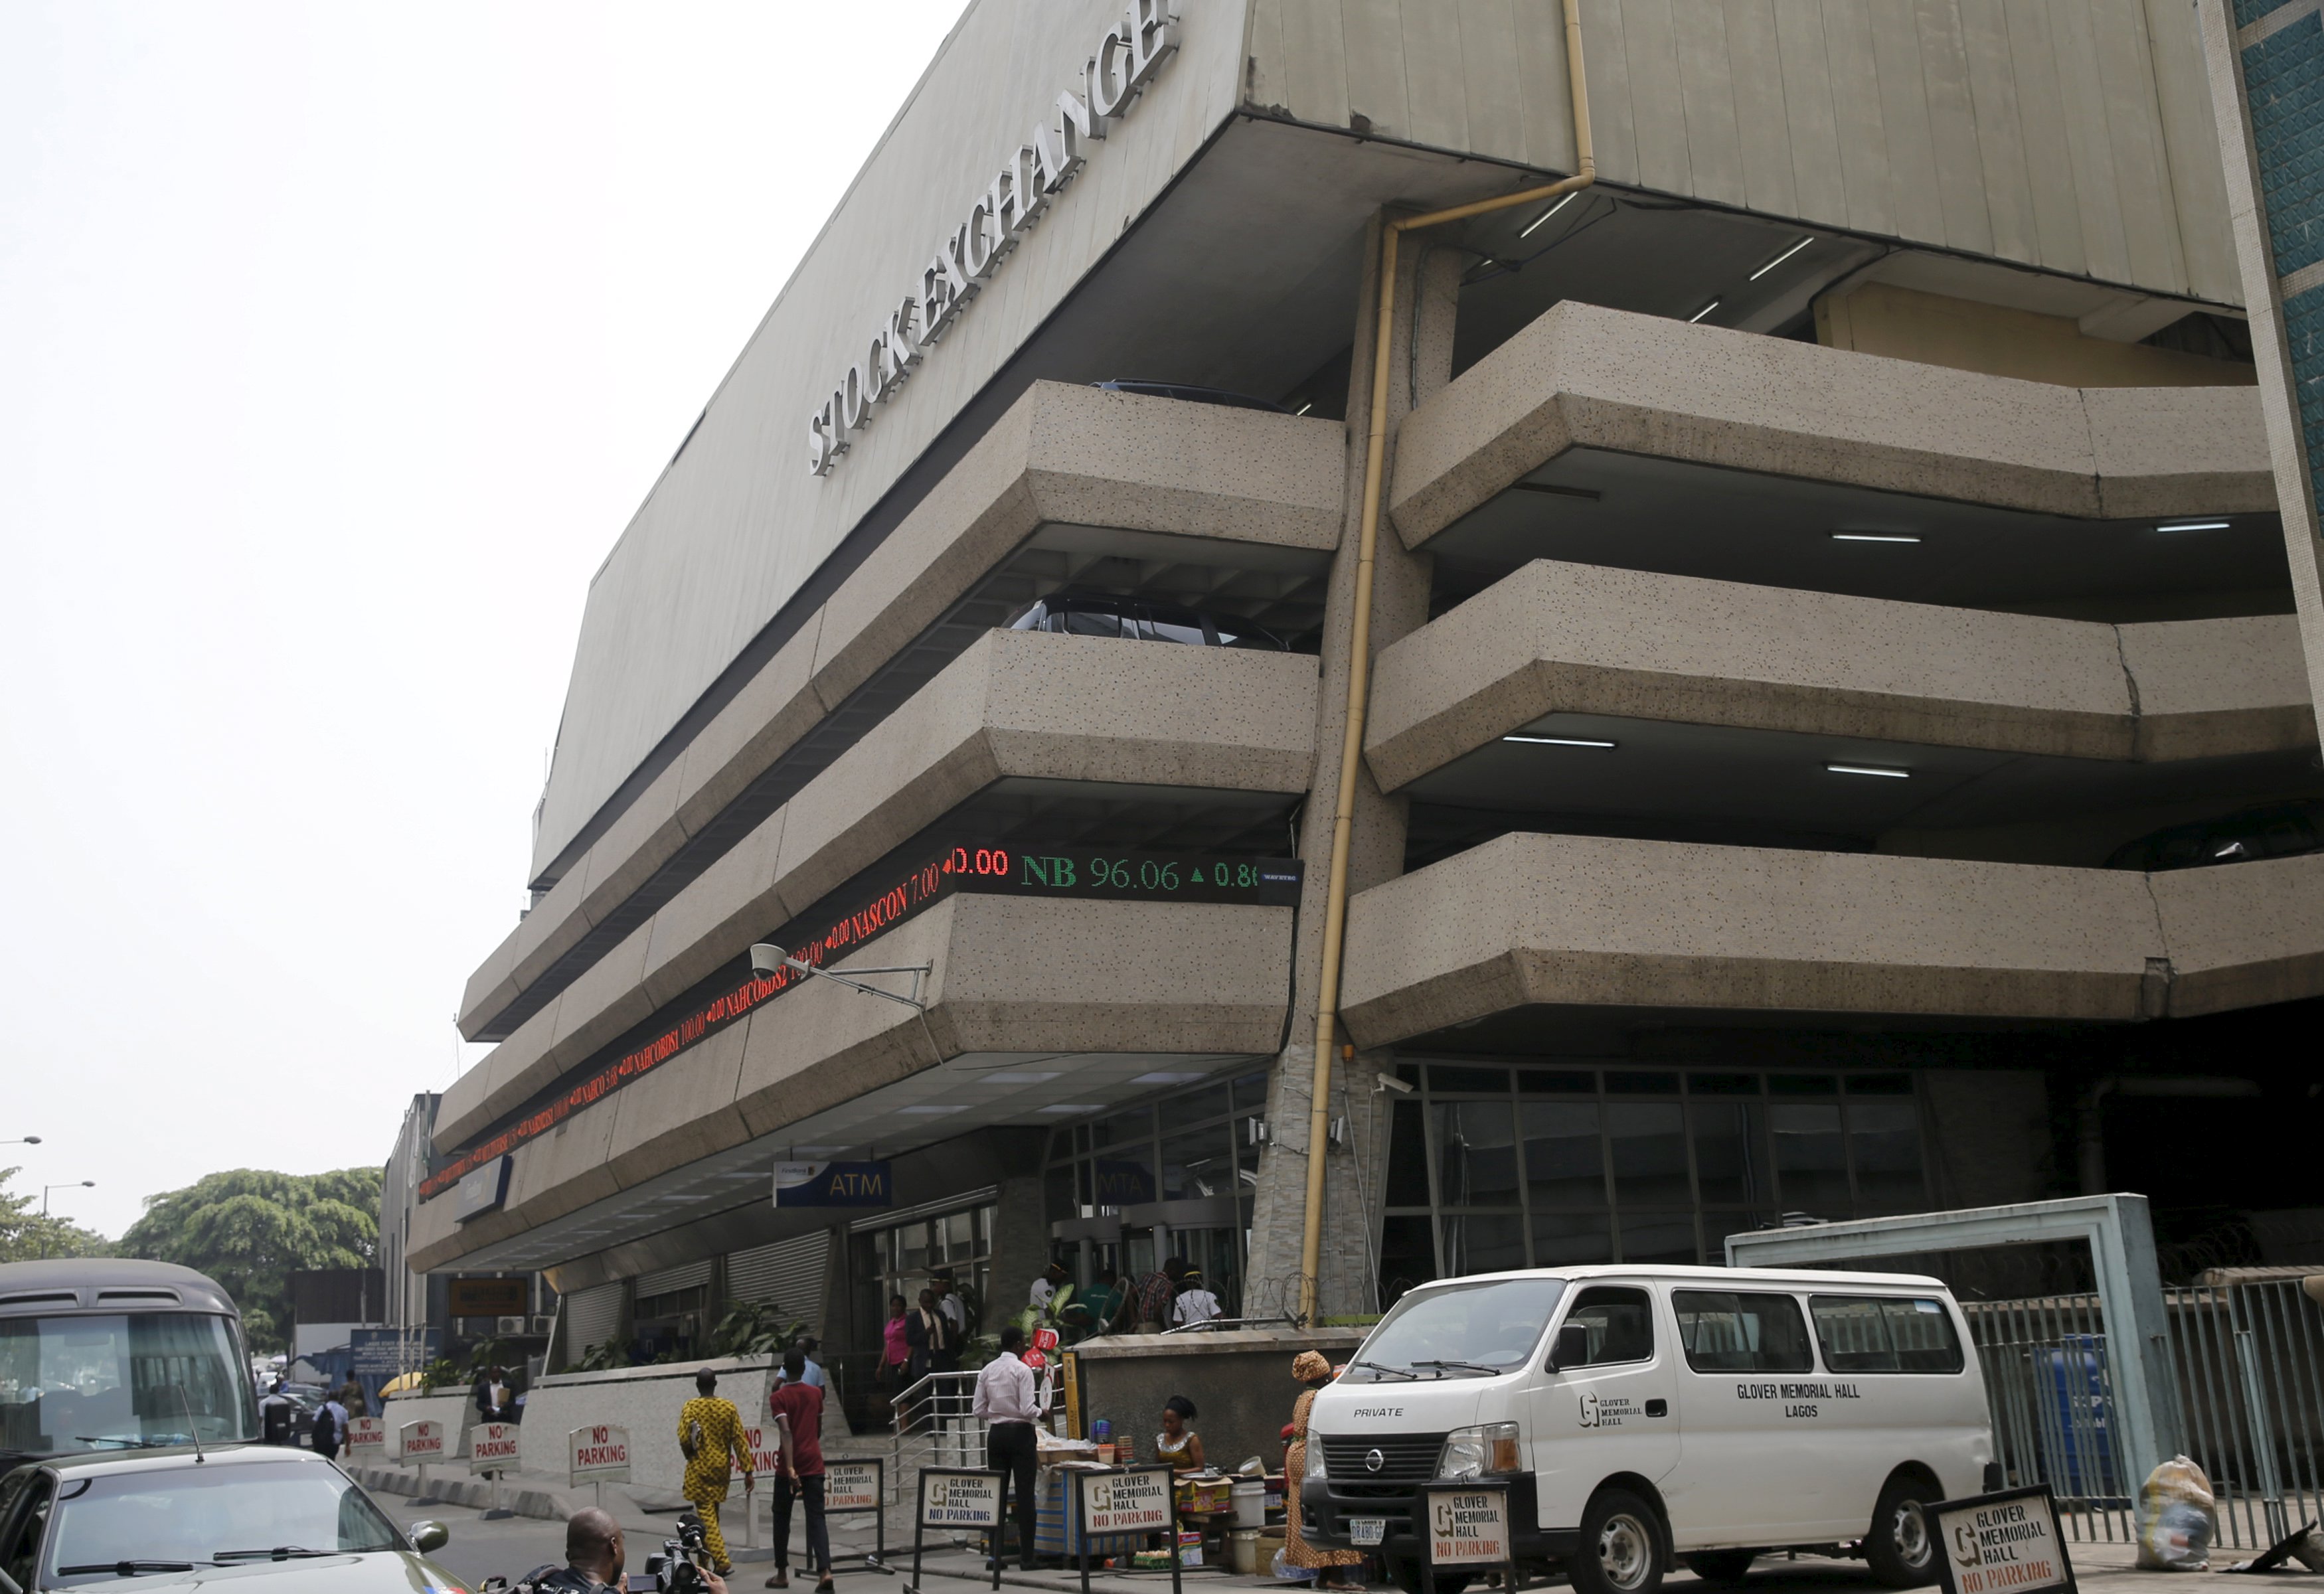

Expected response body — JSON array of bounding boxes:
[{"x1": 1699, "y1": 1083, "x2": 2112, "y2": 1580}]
[{"x1": 880, "y1": 1293, "x2": 910, "y2": 1387}]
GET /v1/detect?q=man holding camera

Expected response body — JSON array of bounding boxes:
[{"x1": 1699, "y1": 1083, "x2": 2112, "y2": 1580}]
[
  {"x1": 679, "y1": 1369, "x2": 755, "y2": 1577},
  {"x1": 507, "y1": 1506, "x2": 732, "y2": 1594}
]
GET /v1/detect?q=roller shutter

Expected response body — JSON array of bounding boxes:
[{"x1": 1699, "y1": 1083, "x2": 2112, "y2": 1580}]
[
  {"x1": 633, "y1": 1259, "x2": 713, "y2": 1299},
  {"x1": 563, "y1": 1281, "x2": 623, "y2": 1358},
  {"x1": 726, "y1": 1233, "x2": 829, "y2": 1339}
]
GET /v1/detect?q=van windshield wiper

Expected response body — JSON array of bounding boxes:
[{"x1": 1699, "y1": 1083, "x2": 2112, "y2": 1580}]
[
  {"x1": 1410, "y1": 1360, "x2": 1504, "y2": 1378},
  {"x1": 58, "y1": 1561, "x2": 198, "y2": 1575},
  {"x1": 213, "y1": 1548, "x2": 330, "y2": 1561},
  {"x1": 1351, "y1": 1359, "x2": 1417, "y2": 1381}
]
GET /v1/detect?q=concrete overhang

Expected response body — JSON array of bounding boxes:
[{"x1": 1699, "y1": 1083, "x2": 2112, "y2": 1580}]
[
  {"x1": 457, "y1": 380, "x2": 1343, "y2": 1042},
  {"x1": 1388, "y1": 301, "x2": 2274, "y2": 548},
  {"x1": 1337, "y1": 832, "x2": 2324, "y2": 1046},
  {"x1": 409, "y1": 891, "x2": 1293, "y2": 1275},
  {"x1": 1366, "y1": 560, "x2": 2315, "y2": 793},
  {"x1": 434, "y1": 629, "x2": 1319, "y2": 1151}
]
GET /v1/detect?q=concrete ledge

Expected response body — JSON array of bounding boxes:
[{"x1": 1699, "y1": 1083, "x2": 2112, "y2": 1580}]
[
  {"x1": 1339, "y1": 833, "x2": 2324, "y2": 1044},
  {"x1": 1363, "y1": 560, "x2": 2312, "y2": 791},
  {"x1": 412, "y1": 893, "x2": 1295, "y2": 1271},
  {"x1": 1386, "y1": 301, "x2": 2273, "y2": 549},
  {"x1": 435, "y1": 631, "x2": 1317, "y2": 1150},
  {"x1": 469, "y1": 382, "x2": 1343, "y2": 1044}
]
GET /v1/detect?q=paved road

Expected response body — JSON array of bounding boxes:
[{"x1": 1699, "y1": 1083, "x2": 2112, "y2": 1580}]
[{"x1": 403, "y1": 1496, "x2": 2275, "y2": 1594}]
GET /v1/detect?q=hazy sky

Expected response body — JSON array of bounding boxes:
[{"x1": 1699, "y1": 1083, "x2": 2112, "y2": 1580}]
[{"x1": 1, "y1": 0, "x2": 973, "y2": 1238}]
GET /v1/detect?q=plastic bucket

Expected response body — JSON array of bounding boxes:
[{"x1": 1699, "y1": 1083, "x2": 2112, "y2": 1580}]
[{"x1": 1232, "y1": 1480, "x2": 1267, "y2": 1528}]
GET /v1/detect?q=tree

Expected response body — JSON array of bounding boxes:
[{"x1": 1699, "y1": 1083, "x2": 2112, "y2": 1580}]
[
  {"x1": 0, "y1": 1168, "x2": 111, "y2": 1263},
  {"x1": 119, "y1": 1168, "x2": 382, "y2": 1352}
]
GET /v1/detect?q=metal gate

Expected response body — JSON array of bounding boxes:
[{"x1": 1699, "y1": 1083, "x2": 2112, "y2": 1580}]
[{"x1": 1969, "y1": 1276, "x2": 2324, "y2": 1550}]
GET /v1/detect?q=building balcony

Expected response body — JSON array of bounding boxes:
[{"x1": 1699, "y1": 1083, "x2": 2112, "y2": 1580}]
[
  {"x1": 1384, "y1": 301, "x2": 2284, "y2": 624},
  {"x1": 433, "y1": 628, "x2": 1318, "y2": 1152},
  {"x1": 408, "y1": 888, "x2": 1295, "y2": 1273},
  {"x1": 461, "y1": 378, "x2": 1344, "y2": 1044},
  {"x1": 1337, "y1": 832, "x2": 2324, "y2": 1046}
]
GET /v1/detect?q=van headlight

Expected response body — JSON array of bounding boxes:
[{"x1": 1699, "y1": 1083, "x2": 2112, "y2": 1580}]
[
  {"x1": 1305, "y1": 1433, "x2": 1328, "y2": 1479},
  {"x1": 1437, "y1": 1422, "x2": 1521, "y2": 1480}
]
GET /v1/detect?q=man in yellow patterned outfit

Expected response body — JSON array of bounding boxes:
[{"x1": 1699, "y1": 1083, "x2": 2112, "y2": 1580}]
[{"x1": 679, "y1": 1368, "x2": 756, "y2": 1575}]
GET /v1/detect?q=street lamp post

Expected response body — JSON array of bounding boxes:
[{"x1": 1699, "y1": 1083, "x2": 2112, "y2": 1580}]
[
  {"x1": 1, "y1": 1136, "x2": 41, "y2": 1146},
  {"x1": 39, "y1": 1181, "x2": 94, "y2": 1260}
]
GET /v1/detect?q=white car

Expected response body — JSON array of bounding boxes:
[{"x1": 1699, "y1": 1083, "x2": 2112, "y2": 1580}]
[{"x1": 1302, "y1": 1265, "x2": 1995, "y2": 1594}]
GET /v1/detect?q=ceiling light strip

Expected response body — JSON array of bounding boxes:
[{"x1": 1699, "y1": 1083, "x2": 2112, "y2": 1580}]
[
  {"x1": 1504, "y1": 734, "x2": 1618, "y2": 748},
  {"x1": 1749, "y1": 236, "x2": 1815, "y2": 280},
  {"x1": 1827, "y1": 763, "x2": 1911, "y2": 779}
]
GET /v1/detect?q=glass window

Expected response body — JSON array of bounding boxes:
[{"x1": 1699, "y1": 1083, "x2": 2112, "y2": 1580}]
[
  {"x1": 1689, "y1": 1073, "x2": 1760, "y2": 1097},
  {"x1": 1517, "y1": 1069, "x2": 1596, "y2": 1094},
  {"x1": 1232, "y1": 1072, "x2": 1270, "y2": 1113},
  {"x1": 1608, "y1": 1103, "x2": 1691, "y2": 1206},
  {"x1": 1062, "y1": 607, "x2": 1121, "y2": 637},
  {"x1": 1441, "y1": 1213, "x2": 1527, "y2": 1278},
  {"x1": 1557, "y1": 1285, "x2": 1655, "y2": 1366},
  {"x1": 1672, "y1": 1291, "x2": 1815, "y2": 1373},
  {"x1": 1521, "y1": 1101, "x2": 1603, "y2": 1208},
  {"x1": 1382, "y1": 1099, "x2": 1432, "y2": 1207},
  {"x1": 1091, "y1": 1149, "x2": 1156, "y2": 1208},
  {"x1": 1092, "y1": 1106, "x2": 1151, "y2": 1149},
  {"x1": 1847, "y1": 1101, "x2": 1926, "y2": 1210},
  {"x1": 0, "y1": 1313, "x2": 257, "y2": 1455},
  {"x1": 1605, "y1": 1071, "x2": 1680, "y2": 1095},
  {"x1": 1161, "y1": 1128, "x2": 1233, "y2": 1200},
  {"x1": 1378, "y1": 1216, "x2": 1438, "y2": 1311},
  {"x1": 1619, "y1": 1213, "x2": 1699, "y2": 1265},
  {"x1": 1159, "y1": 1081, "x2": 1230, "y2": 1136},
  {"x1": 1809, "y1": 1295, "x2": 1965, "y2": 1374},
  {"x1": 1349, "y1": 1276, "x2": 1566, "y2": 1380},
  {"x1": 45, "y1": 1459, "x2": 400, "y2": 1583},
  {"x1": 1529, "y1": 1211, "x2": 1614, "y2": 1267},
  {"x1": 1143, "y1": 614, "x2": 1209, "y2": 645},
  {"x1": 1770, "y1": 1103, "x2": 1851, "y2": 1212},
  {"x1": 1692, "y1": 1100, "x2": 1771, "y2": 1206},
  {"x1": 1434, "y1": 1101, "x2": 1521, "y2": 1207},
  {"x1": 1430, "y1": 1065, "x2": 1509, "y2": 1093}
]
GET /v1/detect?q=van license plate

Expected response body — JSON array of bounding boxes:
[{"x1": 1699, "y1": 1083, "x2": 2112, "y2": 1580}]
[{"x1": 1351, "y1": 1519, "x2": 1386, "y2": 1547}]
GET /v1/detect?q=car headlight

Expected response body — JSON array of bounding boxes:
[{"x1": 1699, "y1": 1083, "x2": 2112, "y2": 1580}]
[
  {"x1": 1437, "y1": 1422, "x2": 1521, "y2": 1480},
  {"x1": 1305, "y1": 1432, "x2": 1329, "y2": 1479}
]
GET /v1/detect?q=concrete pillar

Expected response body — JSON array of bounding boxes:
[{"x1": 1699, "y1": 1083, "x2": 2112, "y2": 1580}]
[
  {"x1": 1246, "y1": 222, "x2": 1460, "y2": 1318},
  {"x1": 987, "y1": 1171, "x2": 1049, "y2": 1336}
]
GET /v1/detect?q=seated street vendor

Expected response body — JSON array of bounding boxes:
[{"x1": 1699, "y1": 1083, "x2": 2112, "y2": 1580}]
[{"x1": 1155, "y1": 1395, "x2": 1204, "y2": 1474}]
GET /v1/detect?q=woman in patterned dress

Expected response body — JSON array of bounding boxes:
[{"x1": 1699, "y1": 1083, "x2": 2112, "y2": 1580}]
[
  {"x1": 1283, "y1": 1351, "x2": 1365, "y2": 1589},
  {"x1": 679, "y1": 1367, "x2": 756, "y2": 1576}
]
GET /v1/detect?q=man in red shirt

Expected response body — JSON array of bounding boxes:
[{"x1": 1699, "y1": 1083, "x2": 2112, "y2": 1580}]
[{"x1": 766, "y1": 1348, "x2": 831, "y2": 1591}]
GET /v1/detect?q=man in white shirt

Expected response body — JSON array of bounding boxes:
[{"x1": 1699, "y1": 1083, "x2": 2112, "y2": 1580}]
[
  {"x1": 1171, "y1": 1269, "x2": 1222, "y2": 1326},
  {"x1": 1027, "y1": 1261, "x2": 1068, "y2": 1316},
  {"x1": 930, "y1": 1271, "x2": 967, "y2": 1370},
  {"x1": 970, "y1": 1326, "x2": 1043, "y2": 1571}
]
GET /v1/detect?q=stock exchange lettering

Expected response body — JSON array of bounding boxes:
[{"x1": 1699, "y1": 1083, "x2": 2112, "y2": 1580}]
[{"x1": 422, "y1": 844, "x2": 1299, "y2": 1200}]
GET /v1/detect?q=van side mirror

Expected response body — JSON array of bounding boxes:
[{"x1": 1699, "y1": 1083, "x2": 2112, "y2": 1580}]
[
  {"x1": 1547, "y1": 1324, "x2": 1591, "y2": 1372},
  {"x1": 408, "y1": 1521, "x2": 450, "y2": 1554}
]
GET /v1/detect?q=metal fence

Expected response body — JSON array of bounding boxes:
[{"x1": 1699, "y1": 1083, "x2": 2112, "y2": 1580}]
[{"x1": 1968, "y1": 1277, "x2": 2324, "y2": 1550}]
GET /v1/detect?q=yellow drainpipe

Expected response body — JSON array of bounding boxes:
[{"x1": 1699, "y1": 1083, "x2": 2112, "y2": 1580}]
[{"x1": 1297, "y1": 0, "x2": 1597, "y2": 1324}]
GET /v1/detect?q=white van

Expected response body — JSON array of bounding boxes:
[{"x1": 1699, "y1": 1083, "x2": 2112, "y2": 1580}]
[{"x1": 1301, "y1": 1265, "x2": 1996, "y2": 1594}]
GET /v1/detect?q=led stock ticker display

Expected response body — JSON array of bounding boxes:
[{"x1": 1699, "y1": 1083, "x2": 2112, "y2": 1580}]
[{"x1": 419, "y1": 844, "x2": 1299, "y2": 1200}]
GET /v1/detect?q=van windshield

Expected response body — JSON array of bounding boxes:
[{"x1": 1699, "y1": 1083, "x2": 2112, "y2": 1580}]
[
  {"x1": 0, "y1": 1313, "x2": 258, "y2": 1458},
  {"x1": 1349, "y1": 1278, "x2": 1566, "y2": 1380}
]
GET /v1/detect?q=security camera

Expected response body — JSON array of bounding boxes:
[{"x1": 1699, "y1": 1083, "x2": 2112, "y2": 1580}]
[
  {"x1": 1374, "y1": 1074, "x2": 1415, "y2": 1095},
  {"x1": 750, "y1": 943, "x2": 789, "y2": 978}
]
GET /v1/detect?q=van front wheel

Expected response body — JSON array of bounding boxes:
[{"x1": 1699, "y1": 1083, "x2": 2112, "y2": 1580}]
[
  {"x1": 1865, "y1": 1476, "x2": 1939, "y2": 1588},
  {"x1": 1573, "y1": 1488, "x2": 1665, "y2": 1594}
]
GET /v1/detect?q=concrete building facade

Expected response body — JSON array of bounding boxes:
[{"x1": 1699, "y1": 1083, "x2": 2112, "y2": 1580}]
[{"x1": 419, "y1": 0, "x2": 2324, "y2": 1408}]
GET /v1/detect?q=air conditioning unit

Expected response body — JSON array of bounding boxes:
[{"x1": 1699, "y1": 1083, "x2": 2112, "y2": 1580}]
[
  {"x1": 495, "y1": 1316, "x2": 529, "y2": 1335},
  {"x1": 531, "y1": 1315, "x2": 556, "y2": 1336}
]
